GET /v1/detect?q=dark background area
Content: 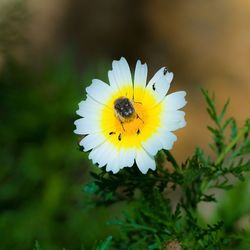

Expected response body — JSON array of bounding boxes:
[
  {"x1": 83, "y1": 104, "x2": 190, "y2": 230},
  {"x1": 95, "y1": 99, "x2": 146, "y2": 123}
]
[{"x1": 1, "y1": 0, "x2": 250, "y2": 249}]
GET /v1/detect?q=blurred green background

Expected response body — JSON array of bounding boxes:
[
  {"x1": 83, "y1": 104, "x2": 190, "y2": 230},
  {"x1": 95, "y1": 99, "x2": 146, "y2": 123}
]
[{"x1": 1, "y1": 0, "x2": 250, "y2": 249}]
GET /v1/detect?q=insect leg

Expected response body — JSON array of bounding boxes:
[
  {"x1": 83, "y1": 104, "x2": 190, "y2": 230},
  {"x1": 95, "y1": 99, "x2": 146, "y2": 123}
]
[{"x1": 136, "y1": 113, "x2": 144, "y2": 123}]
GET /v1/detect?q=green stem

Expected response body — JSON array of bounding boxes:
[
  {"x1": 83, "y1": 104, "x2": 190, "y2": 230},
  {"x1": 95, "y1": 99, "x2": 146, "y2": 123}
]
[
  {"x1": 215, "y1": 123, "x2": 249, "y2": 166},
  {"x1": 163, "y1": 150, "x2": 179, "y2": 169},
  {"x1": 108, "y1": 221, "x2": 157, "y2": 233}
]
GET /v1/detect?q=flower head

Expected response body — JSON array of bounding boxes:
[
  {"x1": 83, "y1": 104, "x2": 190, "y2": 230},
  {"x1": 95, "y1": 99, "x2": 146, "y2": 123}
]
[{"x1": 74, "y1": 57, "x2": 187, "y2": 174}]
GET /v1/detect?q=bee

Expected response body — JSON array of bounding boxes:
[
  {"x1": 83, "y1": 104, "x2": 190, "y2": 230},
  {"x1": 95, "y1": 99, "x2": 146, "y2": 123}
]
[
  {"x1": 113, "y1": 97, "x2": 144, "y2": 138},
  {"x1": 114, "y1": 97, "x2": 135, "y2": 123}
]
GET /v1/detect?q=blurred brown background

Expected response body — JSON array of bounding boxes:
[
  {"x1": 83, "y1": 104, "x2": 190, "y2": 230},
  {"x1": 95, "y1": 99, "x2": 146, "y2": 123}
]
[
  {"x1": 1, "y1": 0, "x2": 250, "y2": 160},
  {"x1": 1, "y1": 1, "x2": 250, "y2": 249}
]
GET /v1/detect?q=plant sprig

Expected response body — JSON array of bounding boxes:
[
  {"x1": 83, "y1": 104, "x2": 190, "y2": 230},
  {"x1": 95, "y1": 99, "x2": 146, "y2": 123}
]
[{"x1": 86, "y1": 90, "x2": 250, "y2": 250}]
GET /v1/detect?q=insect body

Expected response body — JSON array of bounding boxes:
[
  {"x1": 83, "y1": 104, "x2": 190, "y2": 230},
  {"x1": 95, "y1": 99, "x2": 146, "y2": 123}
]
[{"x1": 114, "y1": 97, "x2": 135, "y2": 123}]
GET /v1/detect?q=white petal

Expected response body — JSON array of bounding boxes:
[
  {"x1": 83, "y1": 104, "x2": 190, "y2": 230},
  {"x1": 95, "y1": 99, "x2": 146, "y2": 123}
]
[
  {"x1": 163, "y1": 91, "x2": 187, "y2": 111},
  {"x1": 119, "y1": 148, "x2": 136, "y2": 169},
  {"x1": 109, "y1": 57, "x2": 132, "y2": 89},
  {"x1": 108, "y1": 70, "x2": 118, "y2": 90},
  {"x1": 134, "y1": 60, "x2": 148, "y2": 89},
  {"x1": 106, "y1": 160, "x2": 120, "y2": 174},
  {"x1": 163, "y1": 110, "x2": 186, "y2": 122},
  {"x1": 119, "y1": 57, "x2": 133, "y2": 85},
  {"x1": 86, "y1": 79, "x2": 114, "y2": 104},
  {"x1": 147, "y1": 67, "x2": 165, "y2": 86},
  {"x1": 80, "y1": 133, "x2": 106, "y2": 152},
  {"x1": 166, "y1": 120, "x2": 186, "y2": 131},
  {"x1": 135, "y1": 149, "x2": 156, "y2": 174},
  {"x1": 147, "y1": 70, "x2": 173, "y2": 102},
  {"x1": 158, "y1": 129, "x2": 177, "y2": 150},
  {"x1": 106, "y1": 150, "x2": 120, "y2": 174},
  {"x1": 88, "y1": 145, "x2": 105, "y2": 166},
  {"x1": 88, "y1": 138, "x2": 136, "y2": 173},
  {"x1": 161, "y1": 110, "x2": 186, "y2": 131},
  {"x1": 105, "y1": 147, "x2": 136, "y2": 173},
  {"x1": 89, "y1": 141, "x2": 116, "y2": 168},
  {"x1": 76, "y1": 96, "x2": 103, "y2": 118},
  {"x1": 142, "y1": 128, "x2": 178, "y2": 156},
  {"x1": 74, "y1": 117, "x2": 101, "y2": 134},
  {"x1": 142, "y1": 132, "x2": 162, "y2": 156}
]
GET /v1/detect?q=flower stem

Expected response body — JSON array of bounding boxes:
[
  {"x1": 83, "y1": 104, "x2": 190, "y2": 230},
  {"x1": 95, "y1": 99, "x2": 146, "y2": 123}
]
[
  {"x1": 215, "y1": 121, "x2": 250, "y2": 166},
  {"x1": 163, "y1": 150, "x2": 179, "y2": 169}
]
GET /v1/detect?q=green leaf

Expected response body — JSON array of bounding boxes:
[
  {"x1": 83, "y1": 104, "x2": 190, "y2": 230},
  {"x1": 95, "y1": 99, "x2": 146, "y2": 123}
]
[
  {"x1": 219, "y1": 99, "x2": 230, "y2": 122},
  {"x1": 83, "y1": 182, "x2": 99, "y2": 194},
  {"x1": 96, "y1": 236, "x2": 113, "y2": 250},
  {"x1": 33, "y1": 241, "x2": 41, "y2": 250}
]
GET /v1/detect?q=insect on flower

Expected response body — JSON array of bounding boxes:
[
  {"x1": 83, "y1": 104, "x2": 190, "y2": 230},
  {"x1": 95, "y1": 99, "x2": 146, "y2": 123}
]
[
  {"x1": 114, "y1": 97, "x2": 136, "y2": 122},
  {"x1": 74, "y1": 57, "x2": 187, "y2": 174}
]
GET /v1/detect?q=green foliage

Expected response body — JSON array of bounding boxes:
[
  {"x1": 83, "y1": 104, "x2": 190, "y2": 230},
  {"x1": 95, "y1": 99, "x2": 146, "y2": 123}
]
[
  {"x1": 2, "y1": 54, "x2": 250, "y2": 249},
  {"x1": 0, "y1": 57, "x2": 114, "y2": 250},
  {"x1": 87, "y1": 90, "x2": 250, "y2": 250},
  {"x1": 95, "y1": 236, "x2": 113, "y2": 250},
  {"x1": 33, "y1": 241, "x2": 41, "y2": 250}
]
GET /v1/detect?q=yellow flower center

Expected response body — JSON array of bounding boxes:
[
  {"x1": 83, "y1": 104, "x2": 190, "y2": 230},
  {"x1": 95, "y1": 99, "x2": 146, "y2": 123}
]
[{"x1": 101, "y1": 85, "x2": 163, "y2": 149}]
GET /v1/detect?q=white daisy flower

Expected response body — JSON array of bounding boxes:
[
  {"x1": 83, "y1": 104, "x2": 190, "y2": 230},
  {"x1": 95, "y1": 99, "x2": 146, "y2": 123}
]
[{"x1": 74, "y1": 57, "x2": 187, "y2": 174}]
